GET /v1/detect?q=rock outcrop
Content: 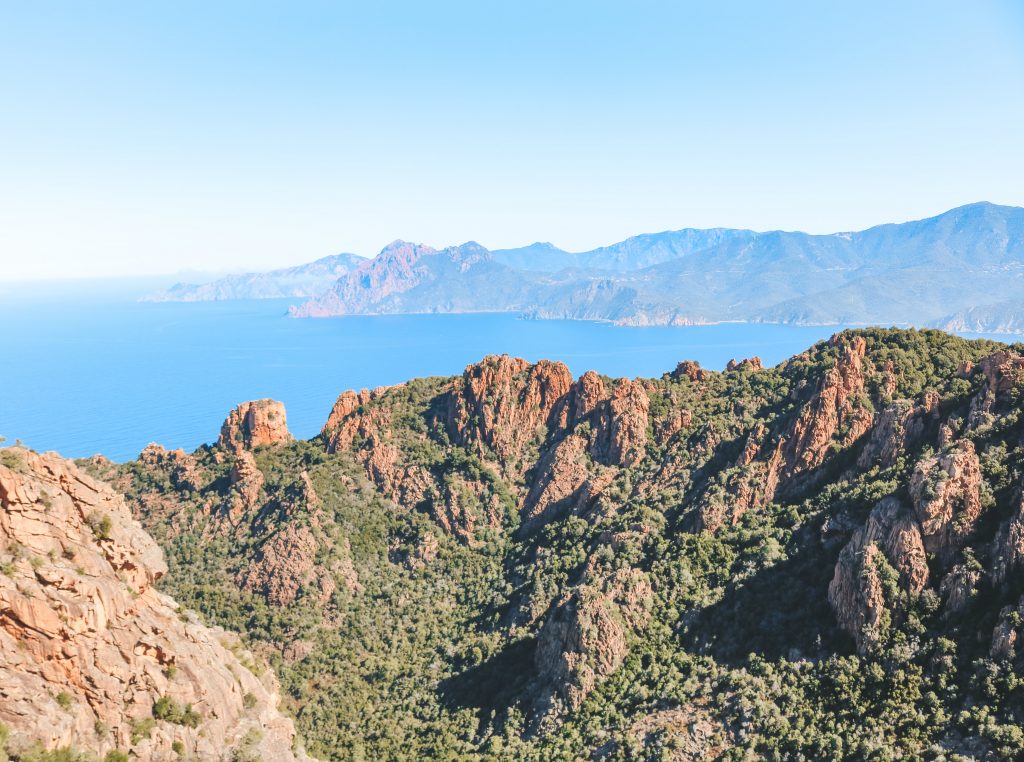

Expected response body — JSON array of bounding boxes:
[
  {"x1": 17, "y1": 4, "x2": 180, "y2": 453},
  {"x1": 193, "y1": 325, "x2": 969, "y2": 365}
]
[
  {"x1": 856, "y1": 392, "x2": 940, "y2": 470},
  {"x1": 139, "y1": 444, "x2": 205, "y2": 492},
  {"x1": 992, "y1": 495, "x2": 1024, "y2": 586},
  {"x1": 908, "y1": 441, "x2": 983, "y2": 563},
  {"x1": 0, "y1": 448, "x2": 306, "y2": 760},
  {"x1": 671, "y1": 360, "x2": 710, "y2": 383},
  {"x1": 521, "y1": 435, "x2": 596, "y2": 533},
  {"x1": 535, "y1": 568, "x2": 652, "y2": 711},
  {"x1": 828, "y1": 497, "x2": 929, "y2": 652},
  {"x1": 240, "y1": 524, "x2": 327, "y2": 607},
  {"x1": 444, "y1": 355, "x2": 574, "y2": 476},
  {"x1": 780, "y1": 335, "x2": 872, "y2": 484},
  {"x1": 324, "y1": 358, "x2": 654, "y2": 541},
  {"x1": 726, "y1": 356, "x2": 763, "y2": 372},
  {"x1": 218, "y1": 399, "x2": 292, "y2": 452},
  {"x1": 601, "y1": 379, "x2": 651, "y2": 468},
  {"x1": 229, "y1": 450, "x2": 266, "y2": 517},
  {"x1": 967, "y1": 350, "x2": 1024, "y2": 429}
]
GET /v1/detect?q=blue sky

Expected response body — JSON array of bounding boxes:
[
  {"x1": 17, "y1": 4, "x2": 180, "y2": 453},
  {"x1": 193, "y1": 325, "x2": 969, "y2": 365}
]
[{"x1": 1, "y1": 1, "x2": 1022, "y2": 279}]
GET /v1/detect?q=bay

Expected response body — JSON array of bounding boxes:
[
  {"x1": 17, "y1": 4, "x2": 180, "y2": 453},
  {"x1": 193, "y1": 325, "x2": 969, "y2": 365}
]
[{"x1": 0, "y1": 282, "x2": 925, "y2": 461}]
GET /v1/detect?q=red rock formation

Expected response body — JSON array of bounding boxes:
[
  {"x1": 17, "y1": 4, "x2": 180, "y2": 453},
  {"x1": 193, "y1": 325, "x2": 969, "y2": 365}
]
[
  {"x1": 882, "y1": 358, "x2": 899, "y2": 397},
  {"x1": 568, "y1": 370, "x2": 608, "y2": 424},
  {"x1": 605, "y1": 379, "x2": 651, "y2": 467},
  {"x1": 444, "y1": 355, "x2": 573, "y2": 475},
  {"x1": 228, "y1": 451, "x2": 266, "y2": 519},
  {"x1": 725, "y1": 357, "x2": 763, "y2": 372},
  {"x1": 967, "y1": 350, "x2": 1024, "y2": 428},
  {"x1": 521, "y1": 435, "x2": 599, "y2": 533},
  {"x1": 671, "y1": 360, "x2": 710, "y2": 383},
  {"x1": 856, "y1": 391, "x2": 940, "y2": 470},
  {"x1": 656, "y1": 408, "x2": 693, "y2": 442},
  {"x1": 323, "y1": 386, "x2": 437, "y2": 514},
  {"x1": 828, "y1": 497, "x2": 928, "y2": 652},
  {"x1": 218, "y1": 399, "x2": 291, "y2": 452},
  {"x1": 139, "y1": 444, "x2": 205, "y2": 492},
  {"x1": 240, "y1": 524, "x2": 327, "y2": 607},
  {"x1": 534, "y1": 568, "x2": 652, "y2": 710},
  {"x1": 782, "y1": 335, "x2": 872, "y2": 480},
  {"x1": 0, "y1": 449, "x2": 305, "y2": 760},
  {"x1": 908, "y1": 441, "x2": 982, "y2": 562}
]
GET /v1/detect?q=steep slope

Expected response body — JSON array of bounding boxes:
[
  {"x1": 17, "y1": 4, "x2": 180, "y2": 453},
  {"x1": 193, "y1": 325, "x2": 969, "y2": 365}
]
[
  {"x1": 0, "y1": 448, "x2": 308, "y2": 761},
  {"x1": 105, "y1": 327, "x2": 1024, "y2": 760},
  {"x1": 145, "y1": 253, "x2": 366, "y2": 302}
]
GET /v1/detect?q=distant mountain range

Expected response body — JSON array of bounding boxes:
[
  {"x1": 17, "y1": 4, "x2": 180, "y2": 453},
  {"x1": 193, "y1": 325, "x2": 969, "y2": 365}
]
[
  {"x1": 149, "y1": 203, "x2": 1024, "y2": 333},
  {"x1": 144, "y1": 252, "x2": 366, "y2": 301}
]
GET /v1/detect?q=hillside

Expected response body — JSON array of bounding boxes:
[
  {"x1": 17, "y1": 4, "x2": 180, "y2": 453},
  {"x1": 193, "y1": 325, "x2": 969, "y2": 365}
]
[
  {"x1": 76, "y1": 327, "x2": 1024, "y2": 760},
  {"x1": 0, "y1": 447, "x2": 309, "y2": 760},
  {"x1": 287, "y1": 203, "x2": 1024, "y2": 331},
  {"x1": 144, "y1": 253, "x2": 366, "y2": 302}
]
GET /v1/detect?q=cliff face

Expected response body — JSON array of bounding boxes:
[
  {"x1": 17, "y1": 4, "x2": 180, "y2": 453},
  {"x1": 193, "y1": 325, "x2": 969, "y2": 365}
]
[
  {"x1": 321, "y1": 355, "x2": 651, "y2": 542},
  {"x1": 0, "y1": 448, "x2": 306, "y2": 761},
  {"x1": 219, "y1": 399, "x2": 291, "y2": 452}
]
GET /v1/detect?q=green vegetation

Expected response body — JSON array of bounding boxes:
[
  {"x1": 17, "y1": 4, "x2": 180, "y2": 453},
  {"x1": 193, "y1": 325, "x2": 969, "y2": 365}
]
[
  {"x1": 85, "y1": 513, "x2": 112, "y2": 542},
  {"x1": 129, "y1": 717, "x2": 155, "y2": 745},
  {"x1": 53, "y1": 692, "x2": 72, "y2": 711},
  {"x1": 152, "y1": 697, "x2": 200, "y2": 728},
  {"x1": 91, "y1": 328, "x2": 1024, "y2": 760}
]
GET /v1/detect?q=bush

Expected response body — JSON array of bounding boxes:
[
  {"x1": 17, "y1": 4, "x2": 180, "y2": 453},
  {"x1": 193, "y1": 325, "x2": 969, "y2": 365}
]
[
  {"x1": 87, "y1": 513, "x2": 113, "y2": 541},
  {"x1": 153, "y1": 696, "x2": 201, "y2": 728}
]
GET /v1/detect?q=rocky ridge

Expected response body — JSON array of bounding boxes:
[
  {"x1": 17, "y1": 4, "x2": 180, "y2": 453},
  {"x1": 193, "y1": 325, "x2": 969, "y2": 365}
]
[{"x1": 86, "y1": 327, "x2": 1024, "y2": 759}]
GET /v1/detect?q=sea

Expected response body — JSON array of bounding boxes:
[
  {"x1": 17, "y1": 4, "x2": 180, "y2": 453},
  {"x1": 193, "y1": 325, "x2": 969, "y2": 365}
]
[{"x1": 0, "y1": 279, "x2": 1005, "y2": 462}]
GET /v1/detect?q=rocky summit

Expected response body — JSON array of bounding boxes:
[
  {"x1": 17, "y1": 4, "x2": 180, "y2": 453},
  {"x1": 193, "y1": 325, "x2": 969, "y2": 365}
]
[{"x1": 9, "y1": 326, "x2": 1024, "y2": 759}]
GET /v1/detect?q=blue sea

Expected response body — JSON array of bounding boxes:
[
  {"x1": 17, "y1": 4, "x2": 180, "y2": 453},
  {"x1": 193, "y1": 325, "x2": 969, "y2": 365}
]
[{"x1": 0, "y1": 280, "x2": 986, "y2": 462}]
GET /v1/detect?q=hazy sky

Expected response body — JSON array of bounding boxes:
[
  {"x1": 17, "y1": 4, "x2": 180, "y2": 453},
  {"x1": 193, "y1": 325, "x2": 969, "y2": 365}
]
[{"x1": 1, "y1": 1, "x2": 1023, "y2": 280}]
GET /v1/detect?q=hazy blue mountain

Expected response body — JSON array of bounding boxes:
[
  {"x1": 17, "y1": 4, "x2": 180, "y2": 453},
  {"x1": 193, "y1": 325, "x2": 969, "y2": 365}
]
[
  {"x1": 289, "y1": 241, "x2": 540, "y2": 317},
  {"x1": 936, "y1": 300, "x2": 1024, "y2": 335},
  {"x1": 144, "y1": 252, "x2": 366, "y2": 301},
  {"x1": 491, "y1": 242, "x2": 572, "y2": 271},
  {"x1": 285, "y1": 203, "x2": 1024, "y2": 333},
  {"x1": 491, "y1": 228, "x2": 757, "y2": 272}
]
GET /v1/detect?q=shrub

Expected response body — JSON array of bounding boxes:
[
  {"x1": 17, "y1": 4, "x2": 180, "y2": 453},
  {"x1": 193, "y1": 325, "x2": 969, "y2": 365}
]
[
  {"x1": 153, "y1": 696, "x2": 201, "y2": 728},
  {"x1": 87, "y1": 513, "x2": 113, "y2": 541}
]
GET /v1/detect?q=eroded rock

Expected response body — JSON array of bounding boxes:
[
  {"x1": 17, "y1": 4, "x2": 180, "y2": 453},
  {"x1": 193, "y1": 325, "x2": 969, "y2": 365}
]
[
  {"x1": 908, "y1": 441, "x2": 983, "y2": 563},
  {"x1": 219, "y1": 399, "x2": 292, "y2": 452},
  {"x1": 535, "y1": 568, "x2": 651, "y2": 711},
  {"x1": 828, "y1": 497, "x2": 928, "y2": 652},
  {"x1": 0, "y1": 448, "x2": 306, "y2": 760}
]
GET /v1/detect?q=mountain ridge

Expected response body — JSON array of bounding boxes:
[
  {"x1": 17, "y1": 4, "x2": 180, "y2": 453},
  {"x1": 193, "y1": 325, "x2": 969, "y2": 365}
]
[
  {"x1": 287, "y1": 202, "x2": 1024, "y2": 332},
  {"x1": 144, "y1": 252, "x2": 367, "y2": 302}
]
